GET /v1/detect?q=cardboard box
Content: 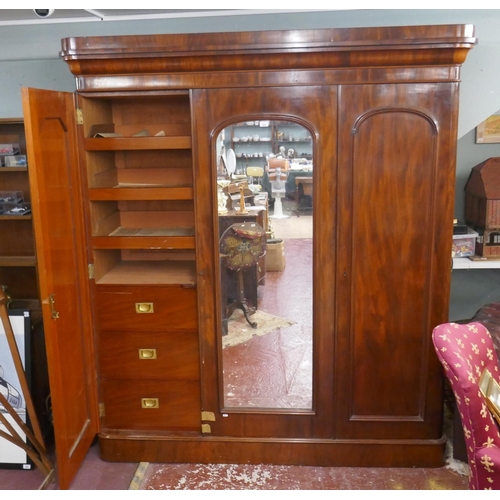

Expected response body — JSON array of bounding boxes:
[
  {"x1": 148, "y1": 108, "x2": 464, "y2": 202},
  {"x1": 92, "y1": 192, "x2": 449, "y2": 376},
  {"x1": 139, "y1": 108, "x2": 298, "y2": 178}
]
[{"x1": 266, "y1": 239, "x2": 285, "y2": 271}]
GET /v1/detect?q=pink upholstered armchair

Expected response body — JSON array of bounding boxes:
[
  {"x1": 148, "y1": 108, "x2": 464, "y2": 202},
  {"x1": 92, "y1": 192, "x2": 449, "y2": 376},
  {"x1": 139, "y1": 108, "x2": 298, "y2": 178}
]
[{"x1": 433, "y1": 322, "x2": 500, "y2": 489}]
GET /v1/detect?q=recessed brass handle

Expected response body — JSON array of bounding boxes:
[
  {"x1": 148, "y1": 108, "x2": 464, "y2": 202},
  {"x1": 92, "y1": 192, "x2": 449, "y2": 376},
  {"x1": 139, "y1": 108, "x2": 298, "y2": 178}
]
[
  {"x1": 141, "y1": 398, "x2": 159, "y2": 409},
  {"x1": 135, "y1": 302, "x2": 154, "y2": 314},
  {"x1": 139, "y1": 349, "x2": 157, "y2": 360}
]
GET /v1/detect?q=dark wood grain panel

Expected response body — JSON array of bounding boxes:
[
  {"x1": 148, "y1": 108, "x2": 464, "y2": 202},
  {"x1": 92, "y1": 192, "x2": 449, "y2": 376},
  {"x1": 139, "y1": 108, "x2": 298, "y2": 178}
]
[
  {"x1": 98, "y1": 432, "x2": 446, "y2": 468},
  {"x1": 98, "y1": 330, "x2": 200, "y2": 380},
  {"x1": 335, "y1": 82, "x2": 458, "y2": 440},
  {"x1": 0, "y1": 218, "x2": 34, "y2": 256},
  {"x1": 94, "y1": 284, "x2": 198, "y2": 332},
  {"x1": 61, "y1": 25, "x2": 476, "y2": 77},
  {"x1": 351, "y1": 108, "x2": 436, "y2": 416},
  {"x1": 100, "y1": 379, "x2": 201, "y2": 431},
  {"x1": 75, "y1": 67, "x2": 462, "y2": 94}
]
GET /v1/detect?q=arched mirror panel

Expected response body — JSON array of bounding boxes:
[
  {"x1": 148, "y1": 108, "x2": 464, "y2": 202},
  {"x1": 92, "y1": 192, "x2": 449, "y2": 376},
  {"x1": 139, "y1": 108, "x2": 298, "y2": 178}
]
[{"x1": 215, "y1": 119, "x2": 314, "y2": 410}]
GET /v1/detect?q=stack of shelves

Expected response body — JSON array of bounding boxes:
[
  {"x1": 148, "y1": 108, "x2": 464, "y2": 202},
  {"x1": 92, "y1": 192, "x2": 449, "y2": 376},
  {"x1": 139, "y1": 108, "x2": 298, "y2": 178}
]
[
  {"x1": 80, "y1": 92, "x2": 200, "y2": 433},
  {"x1": 228, "y1": 120, "x2": 312, "y2": 172},
  {"x1": 0, "y1": 119, "x2": 39, "y2": 309}
]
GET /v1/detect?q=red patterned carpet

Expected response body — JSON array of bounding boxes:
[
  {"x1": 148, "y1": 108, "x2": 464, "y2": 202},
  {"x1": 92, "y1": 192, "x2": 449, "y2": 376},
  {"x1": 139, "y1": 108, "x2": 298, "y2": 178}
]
[{"x1": 222, "y1": 238, "x2": 313, "y2": 409}]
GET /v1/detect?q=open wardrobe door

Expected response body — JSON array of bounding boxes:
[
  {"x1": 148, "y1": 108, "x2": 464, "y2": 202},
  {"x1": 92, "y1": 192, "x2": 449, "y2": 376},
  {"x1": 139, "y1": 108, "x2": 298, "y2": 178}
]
[{"x1": 22, "y1": 88, "x2": 99, "y2": 489}]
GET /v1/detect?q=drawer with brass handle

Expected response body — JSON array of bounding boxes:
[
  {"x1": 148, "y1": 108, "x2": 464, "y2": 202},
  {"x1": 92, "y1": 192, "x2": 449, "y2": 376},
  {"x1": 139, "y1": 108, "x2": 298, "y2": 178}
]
[
  {"x1": 135, "y1": 302, "x2": 154, "y2": 314},
  {"x1": 141, "y1": 397, "x2": 159, "y2": 409},
  {"x1": 94, "y1": 284, "x2": 198, "y2": 332},
  {"x1": 100, "y1": 379, "x2": 200, "y2": 431},
  {"x1": 98, "y1": 330, "x2": 200, "y2": 380}
]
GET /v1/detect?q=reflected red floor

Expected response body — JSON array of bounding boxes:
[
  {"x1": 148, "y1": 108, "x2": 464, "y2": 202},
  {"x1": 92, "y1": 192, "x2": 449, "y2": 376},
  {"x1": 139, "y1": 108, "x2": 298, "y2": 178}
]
[{"x1": 223, "y1": 239, "x2": 313, "y2": 408}]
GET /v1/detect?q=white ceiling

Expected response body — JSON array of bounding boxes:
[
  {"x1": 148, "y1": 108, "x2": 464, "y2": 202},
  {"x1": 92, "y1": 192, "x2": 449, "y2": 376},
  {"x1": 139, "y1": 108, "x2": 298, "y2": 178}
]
[{"x1": 0, "y1": 9, "x2": 330, "y2": 26}]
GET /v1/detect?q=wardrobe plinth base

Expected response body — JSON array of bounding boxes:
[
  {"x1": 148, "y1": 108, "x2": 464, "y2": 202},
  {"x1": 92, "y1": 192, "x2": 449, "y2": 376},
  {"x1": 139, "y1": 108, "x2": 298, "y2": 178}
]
[{"x1": 98, "y1": 432, "x2": 447, "y2": 468}]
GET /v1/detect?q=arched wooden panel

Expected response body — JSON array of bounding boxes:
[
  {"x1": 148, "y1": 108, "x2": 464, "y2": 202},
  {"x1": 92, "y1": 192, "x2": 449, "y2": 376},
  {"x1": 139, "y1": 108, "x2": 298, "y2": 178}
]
[{"x1": 336, "y1": 83, "x2": 458, "y2": 440}]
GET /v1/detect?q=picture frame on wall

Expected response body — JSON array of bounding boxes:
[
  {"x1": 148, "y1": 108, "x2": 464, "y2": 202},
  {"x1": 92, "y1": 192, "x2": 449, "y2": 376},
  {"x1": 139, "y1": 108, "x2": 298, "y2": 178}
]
[
  {"x1": 0, "y1": 309, "x2": 32, "y2": 469},
  {"x1": 476, "y1": 110, "x2": 500, "y2": 144}
]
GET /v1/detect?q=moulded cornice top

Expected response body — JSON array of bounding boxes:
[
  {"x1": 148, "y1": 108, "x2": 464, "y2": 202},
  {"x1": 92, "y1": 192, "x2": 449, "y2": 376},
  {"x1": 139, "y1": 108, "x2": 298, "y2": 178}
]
[
  {"x1": 61, "y1": 24, "x2": 477, "y2": 57},
  {"x1": 60, "y1": 24, "x2": 477, "y2": 77}
]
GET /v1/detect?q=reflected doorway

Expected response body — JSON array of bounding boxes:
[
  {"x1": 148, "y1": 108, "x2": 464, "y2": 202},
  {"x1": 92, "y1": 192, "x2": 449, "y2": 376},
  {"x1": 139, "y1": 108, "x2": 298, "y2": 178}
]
[{"x1": 216, "y1": 119, "x2": 313, "y2": 410}]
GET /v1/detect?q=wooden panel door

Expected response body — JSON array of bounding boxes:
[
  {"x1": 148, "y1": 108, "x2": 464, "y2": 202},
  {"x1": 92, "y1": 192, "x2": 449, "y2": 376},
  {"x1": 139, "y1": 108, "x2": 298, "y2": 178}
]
[
  {"x1": 335, "y1": 82, "x2": 458, "y2": 439},
  {"x1": 193, "y1": 85, "x2": 337, "y2": 439},
  {"x1": 22, "y1": 88, "x2": 98, "y2": 489}
]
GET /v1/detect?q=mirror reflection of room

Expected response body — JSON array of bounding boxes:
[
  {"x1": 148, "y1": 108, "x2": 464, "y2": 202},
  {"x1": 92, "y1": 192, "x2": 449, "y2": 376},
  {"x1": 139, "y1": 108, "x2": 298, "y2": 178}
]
[{"x1": 216, "y1": 119, "x2": 313, "y2": 410}]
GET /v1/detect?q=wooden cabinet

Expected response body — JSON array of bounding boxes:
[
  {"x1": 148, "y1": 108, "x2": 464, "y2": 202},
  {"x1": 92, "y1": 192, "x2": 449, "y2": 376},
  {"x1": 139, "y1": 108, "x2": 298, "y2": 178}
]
[{"x1": 22, "y1": 25, "x2": 476, "y2": 489}]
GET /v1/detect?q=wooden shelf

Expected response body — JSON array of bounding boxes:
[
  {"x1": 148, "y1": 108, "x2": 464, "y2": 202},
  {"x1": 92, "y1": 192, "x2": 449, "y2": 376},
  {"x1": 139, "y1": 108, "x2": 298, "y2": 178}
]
[
  {"x1": 0, "y1": 214, "x2": 32, "y2": 220},
  {"x1": 92, "y1": 234, "x2": 195, "y2": 250},
  {"x1": 96, "y1": 260, "x2": 196, "y2": 285},
  {"x1": 84, "y1": 136, "x2": 191, "y2": 151},
  {"x1": 453, "y1": 257, "x2": 500, "y2": 270},
  {"x1": 0, "y1": 255, "x2": 36, "y2": 267},
  {"x1": 0, "y1": 167, "x2": 28, "y2": 173},
  {"x1": 108, "y1": 227, "x2": 195, "y2": 237},
  {"x1": 88, "y1": 187, "x2": 193, "y2": 201}
]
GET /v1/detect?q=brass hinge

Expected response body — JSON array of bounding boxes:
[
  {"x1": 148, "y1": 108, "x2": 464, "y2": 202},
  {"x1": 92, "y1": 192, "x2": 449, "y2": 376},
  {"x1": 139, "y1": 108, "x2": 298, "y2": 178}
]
[
  {"x1": 99, "y1": 403, "x2": 105, "y2": 417},
  {"x1": 76, "y1": 108, "x2": 84, "y2": 125},
  {"x1": 201, "y1": 411, "x2": 215, "y2": 434},
  {"x1": 201, "y1": 411, "x2": 215, "y2": 421},
  {"x1": 88, "y1": 264, "x2": 94, "y2": 280}
]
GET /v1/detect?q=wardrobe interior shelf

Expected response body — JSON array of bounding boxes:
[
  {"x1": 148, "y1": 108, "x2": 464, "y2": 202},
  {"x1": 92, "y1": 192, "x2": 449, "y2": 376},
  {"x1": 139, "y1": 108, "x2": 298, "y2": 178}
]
[
  {"x1": 91, "y1": 234, "x2": 195, "y2": 249},
  {"x1": 84, "y1": 136, "x2": 192, "y2": 151},
  {"x1": 88, "y1": 187, "x2": 194, "y2": 200},
  {"x1": 95, "y1": 260, "x2": 197, "y2": 285}
]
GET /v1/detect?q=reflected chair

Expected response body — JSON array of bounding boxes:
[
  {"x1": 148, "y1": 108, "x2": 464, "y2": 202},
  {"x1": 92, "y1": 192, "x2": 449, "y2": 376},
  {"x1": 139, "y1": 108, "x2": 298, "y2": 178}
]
[
  {"x1": 432, "y1": 321, "x2": 500, "y2": 489},
  {"x1": 266, "y1": 158, "x2": 290, "y2": 219},
  {"x1": 246, "y1": 166, "x2": 264, "y2": 194}
]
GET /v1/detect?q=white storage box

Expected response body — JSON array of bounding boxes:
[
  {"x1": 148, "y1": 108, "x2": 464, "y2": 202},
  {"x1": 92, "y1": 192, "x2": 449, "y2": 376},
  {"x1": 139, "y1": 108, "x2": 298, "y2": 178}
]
[{"x1": 452, "y1": 227, "x2": 479, "y2": 258}]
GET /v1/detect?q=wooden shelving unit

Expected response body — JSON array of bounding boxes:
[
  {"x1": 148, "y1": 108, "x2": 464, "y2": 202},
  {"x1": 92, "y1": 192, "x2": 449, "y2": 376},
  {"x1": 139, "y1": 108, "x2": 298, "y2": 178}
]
[{"x1": 0, "y1": 118, "x2": 39, "y2": 308}]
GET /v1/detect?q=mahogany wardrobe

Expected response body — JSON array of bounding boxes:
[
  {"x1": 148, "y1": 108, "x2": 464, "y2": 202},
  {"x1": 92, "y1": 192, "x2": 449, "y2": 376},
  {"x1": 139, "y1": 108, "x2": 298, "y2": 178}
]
[{"x1": 21, "y1": 24, "x2": 476, "y2": 488}]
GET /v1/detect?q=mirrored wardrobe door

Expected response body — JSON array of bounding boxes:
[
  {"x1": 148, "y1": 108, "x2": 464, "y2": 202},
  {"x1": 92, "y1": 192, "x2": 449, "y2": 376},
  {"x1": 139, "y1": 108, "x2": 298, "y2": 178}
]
[
  {"x1": 193, "y1": 85, "x2": 337, "y2": 440},
  {"x1": 215, "y1": 119, "x2": 313, "y2": 410}
]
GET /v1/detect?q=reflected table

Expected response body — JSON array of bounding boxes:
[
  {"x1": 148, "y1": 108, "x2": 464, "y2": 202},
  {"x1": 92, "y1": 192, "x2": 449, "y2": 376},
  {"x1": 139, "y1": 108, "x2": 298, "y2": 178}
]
[
  {"x1": 219, "y1": 209, "x2": 268, "y2": 335},
  {"x1": 262, "y1": 169, "x2": 313, "y2": 201}
]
